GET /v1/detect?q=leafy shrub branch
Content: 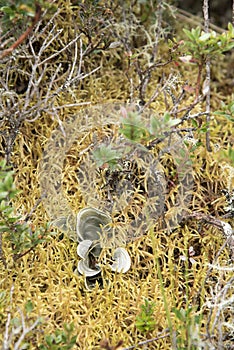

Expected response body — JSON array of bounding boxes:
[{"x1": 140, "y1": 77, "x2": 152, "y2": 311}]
[{"x1": 0, "y1": 160, "x2": 54, "y2": 267}]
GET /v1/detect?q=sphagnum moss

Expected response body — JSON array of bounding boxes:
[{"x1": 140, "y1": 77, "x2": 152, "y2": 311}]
[{"x1": 1, "y1": 1, "x2": 234, "y2": 349}]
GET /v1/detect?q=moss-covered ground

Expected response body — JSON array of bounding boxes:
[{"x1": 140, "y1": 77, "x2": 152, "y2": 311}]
[{"x1": 0, "y1": 1, "x2": 233, "y2": 349}]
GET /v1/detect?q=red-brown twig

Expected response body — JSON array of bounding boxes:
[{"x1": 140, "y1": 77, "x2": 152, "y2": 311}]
[{"x1": 0, "y1": 3, "x2": 42, "y2": 60}]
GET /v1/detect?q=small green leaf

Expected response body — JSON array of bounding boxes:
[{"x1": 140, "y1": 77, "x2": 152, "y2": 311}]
[
  {"x1": 3, "y1": 173, "x2": 13, "y2": 189},
  {"x1": 191, "y1": 119, "x2": 198, "y2": 127},
  {"x1": 167, "y1": 118, "x2": 180, "y2": 127},
  {"x1": 64, "y1": 322, "x2": 74, "y2": 332},
  {"x1": 224, "y1": 42, "x2": 234, "y2": 51},
  {"x1": 0, "y1": 191, "x2": 10, "y2": 199},
  {"x1": 92, "y1": 144, "x2": 121, "y2": 169},
  {"x1": 163, "y1": 112, "x2": 171, "y2": 123},
  {"x1": 149, "y1": 115, "x2": 160, "y2": 135},
  {"x1": 229, "y1": 102, "x2": 234, "y2": 114},
  {"x1": 70, "y1": 335, "x2": 77, "y2": 346},
  {"x1": 0, "y1": 225, "x2": 11, "y2": 233},
  {"x1": 0, "y1": 6, "x2": 16, "y2": 16},
  {"x1": 199, "y1": 126, "x2": 208, "y2": 133},
  {"x1": 11, "y1": 316, "x2": 21, "y2": 328},
  {"x1": 25, "y1": 300, "x2": 34, "y2": 313},
  {"x1": 172, "y1": 307, "x2": 185, "y2": 321},
  {"x1": 183, "y1": 28, "x2": 195, "y2": 41},
  {"x1": 38, "y1": 346, "x2": 46, "y2": 350},
  {"x1": 120, "y1": 112, "x2": 149, "y2": 142},
  {"x1": 199, "y1": 32, "x2": 211, "y2": 41},
  {"x1": 45, "y1": 335, "x2": 54, "y2": 346},
  {"x1": 190, "y1": 141, "x2": 203, "y2": 152}
]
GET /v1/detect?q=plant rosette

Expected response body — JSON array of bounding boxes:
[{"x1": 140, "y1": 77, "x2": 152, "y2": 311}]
[{"x1": 76, "y1": 207, "x2": 131, "y2": 290}]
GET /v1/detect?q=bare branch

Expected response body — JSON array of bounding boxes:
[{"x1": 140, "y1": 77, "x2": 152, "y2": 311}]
[
  {"x1": 203, "y1": 0, "x2": 212, "y2": 152},
  {"x1": 122, "y1": 329, "x2": 170, "y2": 349},
  {"x1": 14, "y1": 310, "x2": 41, "y2": 350}
]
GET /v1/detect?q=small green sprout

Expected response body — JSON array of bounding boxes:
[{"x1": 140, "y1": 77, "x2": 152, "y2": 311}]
[
  {"x1": 214, "y1": 100, "x2": 234, "y2": 122},
  {"x1": 120, "y1": 111, "x2": 150, "y2": 142},
  {"x1": 39, "y1": 323, "x2": 77, "y2": 350},
  {"x1": 135, "y1": 298, "x2": 156, "y2": 333},
  {"x1": 172, "y1": 306, "x2": 203, "y2": 349},
  {"x1": 92, "y1": 144, "x2": 123, "y2": 170},
  {"x1": 150, "y1": 112, "x2": 180, "y2": 137}
]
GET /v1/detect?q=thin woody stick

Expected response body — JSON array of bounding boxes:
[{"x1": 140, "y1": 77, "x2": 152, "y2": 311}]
[
  {"x1": 203, "y1": 0, "x2": 212, "y2": 152},
  {"x1": 0, "y1": 3, "x2": 41, "y2": 60}
]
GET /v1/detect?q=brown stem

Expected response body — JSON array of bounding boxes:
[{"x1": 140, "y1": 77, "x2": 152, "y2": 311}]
[
  {"x1": 0, "y1": 233, "x2": 7, "y2": 268},
  {"x1": 0, "y1": 3, "x2": 41, "y2": 60},
  {"x1": 195, "y1": 62, "x2": 203, "y2": 101},
  {"x1": 176, "y1": 95, "x2": 203, "y2": 115},
  {"x1": 13, "y1": 246, "x2": 35, "y2": 262}
]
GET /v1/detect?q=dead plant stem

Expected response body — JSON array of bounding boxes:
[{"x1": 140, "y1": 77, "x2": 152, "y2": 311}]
[
  {"x1": 122, "y1": 330, "x2": 170, "y2": 349},
  {"x1": 203, "y1": 0, "x2": 212, "y2": 152}
]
